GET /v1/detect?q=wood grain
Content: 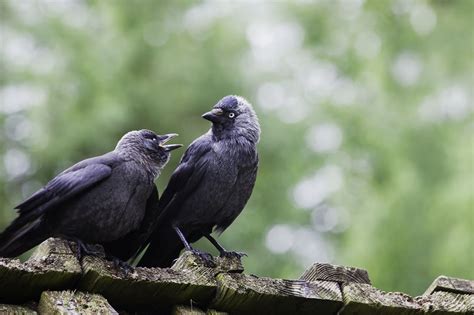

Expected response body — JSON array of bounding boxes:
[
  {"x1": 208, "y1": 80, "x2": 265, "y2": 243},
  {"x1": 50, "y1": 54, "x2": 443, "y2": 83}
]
[
  {"x1": 0, "y1": 238, "x2": 81, "y2": 303},
  {"x1": 300, "y1": 262, "x2": 371, "y2": 284},
  {"x1": 424, "y1": 276, "x2": 474, "y2": 295},
  {"x1": 211, "y1": 273, "x2": 343, "y2": 314}
]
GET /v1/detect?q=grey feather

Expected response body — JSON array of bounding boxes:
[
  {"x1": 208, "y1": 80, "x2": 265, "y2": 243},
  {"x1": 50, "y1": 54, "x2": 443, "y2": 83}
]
[
  {"x1": 0, "y1": 129, "x2": 180, "y2": 259},
  {"x1": 138, "y1": 95, "x2": 260, "y2": 267}
]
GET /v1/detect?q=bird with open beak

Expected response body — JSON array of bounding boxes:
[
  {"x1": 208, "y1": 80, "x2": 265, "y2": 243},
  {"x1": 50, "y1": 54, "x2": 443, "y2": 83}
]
[{"x1": 0, "y1": 129, "x2": 182, "y2": 267}]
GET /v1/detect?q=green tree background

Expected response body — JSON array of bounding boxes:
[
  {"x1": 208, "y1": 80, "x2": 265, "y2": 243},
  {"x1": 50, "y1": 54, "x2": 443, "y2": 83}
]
[{"x1": 0, "y1": 0, "x2": 472, "y2": 296}]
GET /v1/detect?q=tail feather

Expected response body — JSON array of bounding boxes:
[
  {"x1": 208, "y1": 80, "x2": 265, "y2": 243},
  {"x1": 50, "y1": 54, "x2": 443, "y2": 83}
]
[
  {"x1": 137, "y1": 225, "x2": 184, "y2": 268},
  {"x1": 0, "y1": 218, "x2": 48, "y2": 257}
]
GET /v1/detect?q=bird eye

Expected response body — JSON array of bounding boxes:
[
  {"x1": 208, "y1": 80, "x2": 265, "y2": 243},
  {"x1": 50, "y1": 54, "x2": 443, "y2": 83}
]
[
  {"x1": 145, "y1": 135, "x2": 157, "y2": 142},
  {"x1": 228, "y1": 112, "x2": 235, "y2": 119}
]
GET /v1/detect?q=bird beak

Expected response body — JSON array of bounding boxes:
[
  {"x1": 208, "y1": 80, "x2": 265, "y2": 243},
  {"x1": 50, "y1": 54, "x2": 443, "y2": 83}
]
[
  {"x1": 202, "y1": 108, "x2": 224, "y2": 123},
  {"x1": 159, "y1": 133, "x2": 183, "y2": 152}
]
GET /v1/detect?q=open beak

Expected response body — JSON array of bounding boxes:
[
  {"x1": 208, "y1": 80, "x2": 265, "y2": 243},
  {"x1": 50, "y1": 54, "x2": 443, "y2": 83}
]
[
  {"x1": 202, "y1": 108, "x2": 224, "y2": 123},
  {"x1": 159, "y1": 133, "x2": 182, "y2": 152}
]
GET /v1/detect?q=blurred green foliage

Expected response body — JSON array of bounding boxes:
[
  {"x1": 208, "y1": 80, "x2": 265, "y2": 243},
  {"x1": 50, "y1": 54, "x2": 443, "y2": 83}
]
[{"x1": 0, "y1": 0, "x2": 472, "y2": 295}]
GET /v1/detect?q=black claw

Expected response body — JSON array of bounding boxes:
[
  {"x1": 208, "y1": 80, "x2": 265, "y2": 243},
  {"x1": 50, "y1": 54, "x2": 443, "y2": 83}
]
[
  {"x1": 189, "y1": 249, "x2": 215, "y2": 267},
  {"x1": 110, "y1": 256, "x2": 134, "y2": 276},
  {"x1": 105, "y1": 253, "x2": 133, "y2": 275},
  {"x1": 219, "y1": 250, "x2": 247, "y2": 259},
  {"x1": 71, "y1": 240, "x2": 102, "y2": 261}
]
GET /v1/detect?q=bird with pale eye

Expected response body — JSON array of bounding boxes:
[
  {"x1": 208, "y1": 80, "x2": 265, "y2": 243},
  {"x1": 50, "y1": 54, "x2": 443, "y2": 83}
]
[{"x1": 139, "y1": 95, "x2": 260, "y2": 267}]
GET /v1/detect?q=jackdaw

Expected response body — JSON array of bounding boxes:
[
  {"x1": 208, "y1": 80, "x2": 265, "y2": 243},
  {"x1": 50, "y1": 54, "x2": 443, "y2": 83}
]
[
  {"x1": 0, "y1": 129, "x2": 182, "y2": 261},
  {"x1": 138, "y1": 95, "x2": 260, "y2": 267}
]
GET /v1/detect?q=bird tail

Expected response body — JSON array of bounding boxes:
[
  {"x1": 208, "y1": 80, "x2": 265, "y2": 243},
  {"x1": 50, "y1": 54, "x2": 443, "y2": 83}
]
[
  {"x1": 0, "y1": 217, "x2": 48, "y2": 257},
  {"x1": 137, "y1": 225, "x2": 184, "y2": 268}
]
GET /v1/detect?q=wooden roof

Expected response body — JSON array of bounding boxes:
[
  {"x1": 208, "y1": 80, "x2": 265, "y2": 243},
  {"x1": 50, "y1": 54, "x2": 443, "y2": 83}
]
[{"x1": 0, "y1": 238, "x2": 472, "y2": 314}]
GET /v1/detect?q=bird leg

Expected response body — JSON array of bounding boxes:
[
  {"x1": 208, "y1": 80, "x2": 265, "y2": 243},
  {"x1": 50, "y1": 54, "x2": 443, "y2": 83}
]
[
  {"x1": 205, "y1": 234, "x2": 247, "y2": 259},
  {"x1": 70, "y1": 239, "x2": 103, "y2": 261},
  {"x1": 173, "y1": 226, "x2": 214, "y2": 264},
  {"x1": 173, "y1": 226, "x2": 193, "y2": 251}
]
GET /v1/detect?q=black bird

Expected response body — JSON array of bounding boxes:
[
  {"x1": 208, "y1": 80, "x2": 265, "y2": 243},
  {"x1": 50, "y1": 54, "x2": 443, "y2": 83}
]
[
  {"x1": 0, "y1": 129, "x2": 182, "y2": 260},
  {"x1": 138, "y1": 95, "x2": 260, "y2": 268}
]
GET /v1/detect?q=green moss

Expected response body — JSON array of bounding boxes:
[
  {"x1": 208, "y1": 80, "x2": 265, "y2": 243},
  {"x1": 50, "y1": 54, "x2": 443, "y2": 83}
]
[{"x1": 38, "y1": 290, "x2": 117, "y2": 314}]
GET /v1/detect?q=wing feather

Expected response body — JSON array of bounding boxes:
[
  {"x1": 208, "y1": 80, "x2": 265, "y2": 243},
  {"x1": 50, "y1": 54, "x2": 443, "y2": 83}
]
[
  {"x1": 14, "y1": 163, "x2": 112, "y2": 224},
  {"x1": 136, "y1": 137, "x2": 212, "y2": 261}
]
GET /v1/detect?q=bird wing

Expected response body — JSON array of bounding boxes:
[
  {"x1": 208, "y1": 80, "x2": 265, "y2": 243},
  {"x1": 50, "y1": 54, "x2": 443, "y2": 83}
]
[
  {"x1": 0, "y1": 157, "x2": 113, "y2": 257},
  {"x1": 135, "y1": 137, "x2": 212, "y2": 260},
  {"x1": 215, "y1": 157, "x2": 259, "y2": 233},
  {"x1": 156, "y1": 137, "x2": 212, "y2": 223},
  {"x1": 15, "y1": 161, "x2": 113, "y2": 222},
  {"x1": 103, "y1": 184, "x2": 160, "y2": 261}
]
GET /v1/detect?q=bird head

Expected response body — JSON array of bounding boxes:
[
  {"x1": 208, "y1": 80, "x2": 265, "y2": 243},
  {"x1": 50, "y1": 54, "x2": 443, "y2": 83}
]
[
  {"x1": 202, "y1": 95, "x2": 260, "y2": 143},
  {"x1": 115, "y1": 129, "x2": 182, "y2": 175}
]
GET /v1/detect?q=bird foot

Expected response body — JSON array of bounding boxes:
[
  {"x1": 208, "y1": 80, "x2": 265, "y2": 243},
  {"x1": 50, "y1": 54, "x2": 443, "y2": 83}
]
[
  {"x1": 188, "y1": 249, "x2": 215, "y2": 267},
  {"x1": 109, "y1": 256, "x2": 134, "y2": 276},
  {"x1": 71, "y1": 240, "x2": 103, "y2": 261},
  {"x1": 219, "y1": 250, "x2": 247, "y2": 259}
]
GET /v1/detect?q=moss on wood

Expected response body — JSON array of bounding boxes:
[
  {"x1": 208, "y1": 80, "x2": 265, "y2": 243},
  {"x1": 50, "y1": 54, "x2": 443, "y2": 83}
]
[
  {"x1": 0, "y1": 239, "x2": 472, "y2": 314},
  {"x1": 172, "y1": 305, "x2": 206, "y2": 315},
  {"x1": 205, "y1": 309, "x2": 228, "y2": 315},
  {"x1": 415, "y1": 291, "x2": 474, "y2": 314},
  {"x1": 78, "y1": 254, "x2": 217, "y2": 310},
  {"x1": 0, "y1": 238, "x2": 81, "y2": 303},
  {"x1": 424, "y1": 276, "x2": 474, "y2": 296},
  {"x1": 210, "y1": 273, "x2": 342, "y2": 314},
  {"x1": 172, "y1": 305, "x2": 228, "y2": 315},
  {"x1": 341, "y1": 282, "x2": 424, "y2": 314},
  {"x1": 0, "y1": 303, "x2": 37, "y2": 314},
  {"x1": 38, "y1": 290, "x2": 117, "y2": 314},
  {"x1": 171, "y1": 251, "x2": 244, "y2": 275}
]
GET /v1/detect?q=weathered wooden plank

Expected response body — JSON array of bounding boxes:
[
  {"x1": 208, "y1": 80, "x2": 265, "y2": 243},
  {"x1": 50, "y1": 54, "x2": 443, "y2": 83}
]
[
  {"x1": 415, "y1": 291, "x2": 474, "y2": 314},
  {"x1": 38, "y1": 290, "x2": 118, "y2": 314},
  {"x1": 172, "y1": 251, "x2": 244, "y2": 275},
  {"x1": 1, "y1": 236, "x2": 473, "y2": 314},
  {"x1": 424, "y1": 276, "x2": 474, "y2": 296},
  {"x1": 210, "y1": 273, "x2": 342, "y2": 314},
  {"x1": 29, "y1": 238, "x2": 79, "y2": 262},
  {"x1": 78, "y1": 253, "x2": 217, "y2": 310},
  {"x1": 172, "y1": 305, "x2": 229, "y2": 315},
  {"x1": 0, "y1": 238, "x2": 82, "y2": 303},
  {"x1": 341, "y1": 282, "x2": 423, "y2": 314},
  {"x1": 0, "y1": 304, "x2": 37, "y2": 314},
  {"x1": 300, "y1": 262, "x2": 371, "y2": 284},
  {"x1": 172, "y1": 305, "x2": 206, "y2": 315}
]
